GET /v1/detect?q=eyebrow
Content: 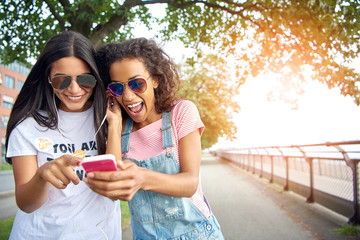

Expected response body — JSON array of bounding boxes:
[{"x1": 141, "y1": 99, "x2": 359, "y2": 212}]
[
  {"x1": 53, "y1": 72, "x2": 91, "y2": 76},
  {"x1": 112, "y1": 74, "x2": 145, "y2": 83},
  {"x1": 129, "y1": 74, "x2": 145, "y2": 80}
]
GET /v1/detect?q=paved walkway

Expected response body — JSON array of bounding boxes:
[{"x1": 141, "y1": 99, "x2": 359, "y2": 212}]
[
  {"x1": 0, "y1": 190, "x2": 17, "y2": 220},
  {"x1": 1, "y1": 153, "x2": 355, "y2": 239},
  {"x1": 123, "y1": 152, "x2": 352, "y2": 240},
  {"x1": 200, "y1": 153, "x2": 352, "y2": 240}
]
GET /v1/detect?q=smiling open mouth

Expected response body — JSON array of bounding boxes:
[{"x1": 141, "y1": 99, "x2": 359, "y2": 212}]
[
  {"x1": 127, "y1": 102, "x2": 143, "y2": 113},
  {"x1": 67, "y1": 95, "x2": 82, "y2": 100}
]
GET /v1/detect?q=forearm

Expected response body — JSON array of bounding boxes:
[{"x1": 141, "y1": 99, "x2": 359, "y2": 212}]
[
  {"x1": 15, "y1": 171, "x2": 50, "y2": 213},
  {"x1": 13, "y1": 155, "x2": 80, "y2": 213},
  {"x1": 140, "y1": 131, "x2": 201, "y2": 198},
  {"x1": 106, "y1": 121, "x2": 122, "y2": 161},
  {"x1": 141, "y1": 168, "x2": 199, "y2": 198}
]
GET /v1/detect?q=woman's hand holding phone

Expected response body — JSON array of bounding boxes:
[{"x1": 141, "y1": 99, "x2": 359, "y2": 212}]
[
  {"x1": 81, "y1": 154, "x2": 118, "y2": 174},
  {"x1": 84, "y1": 159, "x2": 141, "y2": 201}
]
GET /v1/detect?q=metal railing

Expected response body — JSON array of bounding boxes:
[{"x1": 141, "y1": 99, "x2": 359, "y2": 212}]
[{"x1": 213, "y1": 140, "x2": 360, "y2": 224}]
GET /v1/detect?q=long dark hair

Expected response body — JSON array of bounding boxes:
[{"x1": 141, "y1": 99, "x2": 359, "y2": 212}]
[
  {"x1": 5, "y1": 31, "x2": 107, "y2": 164},
  {"x1": 96, "y1": 38, "x2": 180, "y2": 114}
]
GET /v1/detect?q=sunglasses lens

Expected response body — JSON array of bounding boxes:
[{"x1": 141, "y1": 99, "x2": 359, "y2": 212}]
[
  {"x1": 108, "y1": 83, "x2": 124, "y2": 97},
  {"x1": 108, "y1": 78, "x2": 147, "y2": 96},
  {"x1": 50, "y1": 74, "x2": 97, "y2": 90},
  {"x1": 51, "y1": 75, "x2": 72, "y2": 90},
  {"x1": 76, "y1": 74, "x2": 97, "y2": 89},
  {"x1": 128, "y1": 78, "x2": 147, "y2": 93}
]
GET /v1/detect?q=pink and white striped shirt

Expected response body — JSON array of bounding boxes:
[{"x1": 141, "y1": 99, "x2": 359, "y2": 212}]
[{"x1": 123, "y1": 100, "x2": 211, "y2": 218}]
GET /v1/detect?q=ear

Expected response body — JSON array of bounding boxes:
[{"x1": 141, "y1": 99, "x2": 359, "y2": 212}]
[{"x1": 152, "y1": 77, "x2": 159, "y2": 89}]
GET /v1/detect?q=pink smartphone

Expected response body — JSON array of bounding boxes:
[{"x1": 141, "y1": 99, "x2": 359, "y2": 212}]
[{"x1": 81, "y1": 154, "x2": 118, "y2": 173}]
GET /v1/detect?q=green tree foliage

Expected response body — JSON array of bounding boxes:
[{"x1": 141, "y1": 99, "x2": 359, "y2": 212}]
[
  {"x1": 161, "y1": 0, "x2": 360, "y2": 105},
  {"x1": 178, "y1": 54, "x2": 240, "y2": 149}
]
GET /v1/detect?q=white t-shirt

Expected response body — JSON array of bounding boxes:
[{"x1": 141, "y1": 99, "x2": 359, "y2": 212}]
[{"x1": 7, "y1": 107, "x2": 122, "y2": 240}]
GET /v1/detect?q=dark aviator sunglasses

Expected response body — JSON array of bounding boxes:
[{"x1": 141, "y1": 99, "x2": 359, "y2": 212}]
[{"x1": 49, "y1": 74, "x2": 97, "y2": 90}]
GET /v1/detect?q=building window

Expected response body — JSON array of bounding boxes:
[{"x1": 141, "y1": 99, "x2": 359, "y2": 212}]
[
  {"x1": 3, "y1": 95, "x2": 14, "y2": 109},
  {"x1": 0, "y1": 116, "x2": 9, "y2": 129},
  {"x1": 4, "y1": 75, "x2": 15, "y2": 89},
  {"x1": 17, "y1": 80, "x2": 24, "y2": 91},
  {"x1": 0, "y1": 61, "x2": 30, "y2": 76}
]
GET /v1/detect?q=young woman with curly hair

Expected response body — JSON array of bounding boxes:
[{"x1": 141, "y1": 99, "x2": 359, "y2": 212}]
[{"x1": 86, "y1": 38, "x2": 224, "y2": 239}]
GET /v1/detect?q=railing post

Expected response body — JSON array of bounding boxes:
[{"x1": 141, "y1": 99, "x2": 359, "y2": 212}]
[
  {"x1": 243, "y1": 154, "x2": 246, "y2": 169},
  {"x1": 260, "y1": 148, "x2": 269, "y2": 179},
  {"x1": 331, "y1": 144, "x2": 360, "y2": 224},
  {"x1": 252, "y1": 155, "x2": 256, "y2": 174},
  {"x1": 284, "y1": 156, "x2": 289, "y2": 191},
  {"x1": 245, "y1": 154, "x2": 247, "y2": 169},
  {"x1": 260, "y1": 155, "x2": 263, "y2": 178},
  {"x1": 245, "y1": 150, "x2": 250, "y2": 171},
  {"x1": 241, "y1": 154, "x2": 244, "y2": 169},
  {"x1": 253, "y1": 149, "x2": 260, "y2": 175},
  {"x1": 349, "y1": 160, "x2": 360, "y2": 224},
  {"x1": 270, "y1": 156, "x2": 274, "y2": 183},
  {"x1": 306, "y1": 158, "x2": 314, "y2": 203}
]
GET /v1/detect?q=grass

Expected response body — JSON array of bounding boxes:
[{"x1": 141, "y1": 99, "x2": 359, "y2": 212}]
[
  {"x1": 120, "y1": 200, "x2": 131, "y2": 230},
  {"x1": 0, "y1": 217, "x2": 14, "y2": 240},
  {"x1": 0, "y1": 201, "x2": 131, "y2": 240},
  {"x1": 0, "y1": 163, "x2": 12, "y2": 171},
  {"x1": 334, "y1": 224, "x2": 360, "y2": 236}
]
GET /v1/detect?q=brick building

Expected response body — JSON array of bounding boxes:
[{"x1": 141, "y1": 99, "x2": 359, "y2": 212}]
[{"x1": 0, "y1": 62, "x2": 30, "y2": 163}]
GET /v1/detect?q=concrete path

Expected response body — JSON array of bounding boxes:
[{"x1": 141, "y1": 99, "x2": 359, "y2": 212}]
[
  {"x1": 199, "y1": 153, "x2": 351, "y2": 240},
  {"x1": 0, "y1": 170, "x2": 17, "y2": 221},
  {"x1": 123, "y1": 152, "x2": 351, "y2": 240},
  {"x1": 0, "y1": 190, "x2": 17, "y2": 220}
]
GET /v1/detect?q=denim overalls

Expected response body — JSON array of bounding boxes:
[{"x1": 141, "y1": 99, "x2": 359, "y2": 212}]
[{"x1": 121, "y1": 112, "x2": 224, "y2": 240}]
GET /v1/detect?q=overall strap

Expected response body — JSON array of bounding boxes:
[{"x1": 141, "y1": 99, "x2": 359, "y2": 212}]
[
  {"x1": 161, "y1": 111, "x2": 173, "y2": 149},
  {"x1": 121, "y1": 118, "x2": 133, "y2": 153}
]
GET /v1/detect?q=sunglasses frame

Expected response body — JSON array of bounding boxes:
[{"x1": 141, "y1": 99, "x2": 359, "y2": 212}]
[
  {"x1": 107, "y1": 77, "x2": 149, "y2": 97},
  {"x1": 48, "y1": 73, "x2": 97, "y2": 90}
]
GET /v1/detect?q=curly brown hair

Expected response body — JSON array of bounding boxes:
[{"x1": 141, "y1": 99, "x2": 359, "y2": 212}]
[{"x1": 96, "y1": 38, "x2": 180, "y2": 113}]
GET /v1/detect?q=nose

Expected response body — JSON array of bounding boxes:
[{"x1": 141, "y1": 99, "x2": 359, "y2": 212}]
[
  {"x1": 67, "y1": 77, "x2": 82, "y2": 93},
  {"x1": 121, "y1": 85, "x2": 135, "y2": 101}
]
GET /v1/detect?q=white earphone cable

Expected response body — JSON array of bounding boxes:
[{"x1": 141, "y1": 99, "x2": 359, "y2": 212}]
[{"x1": 53, "y1": 93, "x2": 112, "y2": 239}]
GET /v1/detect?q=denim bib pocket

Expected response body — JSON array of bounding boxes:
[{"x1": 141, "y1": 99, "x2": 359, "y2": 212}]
[{"x1": 129, "y1": 153, "x2": 186, "y2": 223}]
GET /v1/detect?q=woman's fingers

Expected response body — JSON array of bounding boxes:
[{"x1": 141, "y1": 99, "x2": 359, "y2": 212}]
[
  {"x1": 61, "y1": 155, "x2": 81, "y2": 185},
  {"x1": 41, "y1": 170, "x2": 68, "y2": 189},
  {"x1": 39, "y1": 155, "x2": 81, "y2": 188},
  {"x1": 117, "y1": 159, "x2": 135, "y2": 170},
  {"x1": 84, "y1": 177, "x2": 137, "y2": 201},
  {"x1": 87, "y1": 170, "x2": 123, "y2": 181},
  {"x1": 62, "y1": 154, "x2": 81, "y2": 167},
  {"x1": 84, "y1": 162, "x2": 142, "y2": 201}
]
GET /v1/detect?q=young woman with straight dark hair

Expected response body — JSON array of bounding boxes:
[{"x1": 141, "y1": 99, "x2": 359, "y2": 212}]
[{"x1": 5, "y1": 31, "x2": 122, "y2": 239}]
